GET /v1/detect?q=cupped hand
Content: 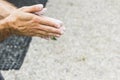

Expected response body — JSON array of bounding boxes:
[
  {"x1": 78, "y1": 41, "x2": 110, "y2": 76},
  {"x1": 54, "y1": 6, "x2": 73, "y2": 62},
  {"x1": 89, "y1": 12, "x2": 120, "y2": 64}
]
[{"x1": 5, "y1": 4, "x2": 65, "y2": 39}]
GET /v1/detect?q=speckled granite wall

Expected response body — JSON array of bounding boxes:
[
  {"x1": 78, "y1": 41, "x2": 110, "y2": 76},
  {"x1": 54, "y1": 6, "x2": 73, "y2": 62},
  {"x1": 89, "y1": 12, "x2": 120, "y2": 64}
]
[{"x1": 2, "y1": 0, "x2": 120, "y2": 80}]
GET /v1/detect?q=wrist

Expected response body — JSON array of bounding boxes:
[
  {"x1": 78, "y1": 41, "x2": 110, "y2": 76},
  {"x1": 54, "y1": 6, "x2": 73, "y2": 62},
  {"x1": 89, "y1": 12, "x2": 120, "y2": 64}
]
[
  {"x1": 0, "y1": 19, "x2": 9, "y2": 30},
  {"x1": 0, "y1": 19, "x2": 11, "y2": 41}
]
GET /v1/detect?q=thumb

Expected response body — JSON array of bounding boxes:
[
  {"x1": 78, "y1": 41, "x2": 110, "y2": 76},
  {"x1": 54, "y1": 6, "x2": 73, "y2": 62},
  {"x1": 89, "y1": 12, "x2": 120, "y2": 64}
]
[{"x1": 20, "y1": 4, "x2": 43, "y2": 13}]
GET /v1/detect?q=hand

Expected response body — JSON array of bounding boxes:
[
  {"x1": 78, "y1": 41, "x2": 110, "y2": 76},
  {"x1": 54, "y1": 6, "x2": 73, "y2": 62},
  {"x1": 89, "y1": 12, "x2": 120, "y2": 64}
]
[{"x1": 4, "y1": 4, "x2": 65, "y2": 38}]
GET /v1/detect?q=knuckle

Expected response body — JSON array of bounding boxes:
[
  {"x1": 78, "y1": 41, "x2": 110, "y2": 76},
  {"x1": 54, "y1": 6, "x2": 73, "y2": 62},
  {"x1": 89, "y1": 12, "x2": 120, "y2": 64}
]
[
  {"x1": 32, "y1": 17, "x2": 40, "y2": 23},
  {"x1": 6, "y1": 17, "x2": 16, "y2": 27},
  {"x1": 43, "y1": 32, "x2": 49, "y2": 36},
  {"x1": 48, "y1": 33, "x2": 53, "y2": 36},
  {"x1": 46, "y1": 28, "x2": 52, "y2": 32},
  {"x1": 48, "y1": 28, "x2": 58, "y2": 33},
  {"x1": 32, "y1": 6, "x2": 38, "y2": 10}
]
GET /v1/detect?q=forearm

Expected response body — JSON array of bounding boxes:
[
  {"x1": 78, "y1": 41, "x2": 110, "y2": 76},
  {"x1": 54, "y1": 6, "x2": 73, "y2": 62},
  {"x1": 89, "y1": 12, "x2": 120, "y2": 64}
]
[
  {"x1": 0, "y1": 19, "x2": 10, "y2": 41},
  {"x1": 0, "y1": 0, "x2": 17, "y2": 41},
  {"x1": 0, "y1": 0, "x2": 16, "y2": 19}
]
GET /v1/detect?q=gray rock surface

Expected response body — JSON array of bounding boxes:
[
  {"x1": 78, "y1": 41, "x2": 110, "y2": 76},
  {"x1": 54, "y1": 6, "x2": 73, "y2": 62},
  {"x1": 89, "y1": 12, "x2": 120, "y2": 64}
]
[{"x1": 2, "y1": 0, "x2": 120, "y2": 80}]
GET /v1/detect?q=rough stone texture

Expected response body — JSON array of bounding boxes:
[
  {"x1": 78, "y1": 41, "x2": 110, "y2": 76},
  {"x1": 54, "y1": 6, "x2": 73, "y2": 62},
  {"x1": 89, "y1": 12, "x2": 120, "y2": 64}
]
[{"x1": 1, "y1": 0, "x2": 120, "y2": 80}]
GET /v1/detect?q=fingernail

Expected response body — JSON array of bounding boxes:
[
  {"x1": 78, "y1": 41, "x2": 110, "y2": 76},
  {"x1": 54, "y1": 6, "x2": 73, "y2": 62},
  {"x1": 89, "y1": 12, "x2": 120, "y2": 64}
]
[
  {"x1": 43, "y1": 8, "x2": 47, "y2": 11},
  {"x1": 57, "y1": 23, "x2": 63, "y2": 28},
  {"x1": 39, "y1": 8, "x2": 47, "y2": 15},
  {"x1": 36, "y1": 4, "x2": 43, "y2": 9},
  {"x1": 56, "y1": 24, "x2": 61, "y2": 28},
  {"x1": 60, "y1": 26, "x2": 66, "y2": 31},
  {"x1": 56, "y1": 35, "x2": 61, "y2": 37},
  {"x1": 60, "y1": 30, "x2": 64, "y2": 34},
  {"x1": 63, "y1": 27, "x2": 66, "y2": 31}
]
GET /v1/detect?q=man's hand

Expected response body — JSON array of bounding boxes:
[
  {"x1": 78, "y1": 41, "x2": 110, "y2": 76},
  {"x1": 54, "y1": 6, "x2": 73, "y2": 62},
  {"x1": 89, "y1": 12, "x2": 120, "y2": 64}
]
[{"x1": 4, "y1": 4, "x2": 65, "y2": 39}]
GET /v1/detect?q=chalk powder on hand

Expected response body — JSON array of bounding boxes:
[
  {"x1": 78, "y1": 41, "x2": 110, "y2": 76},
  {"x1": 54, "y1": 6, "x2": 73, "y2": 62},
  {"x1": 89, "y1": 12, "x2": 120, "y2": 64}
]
[{"x1": 0, "y1": 0, "x2": 48, "y2": 70}]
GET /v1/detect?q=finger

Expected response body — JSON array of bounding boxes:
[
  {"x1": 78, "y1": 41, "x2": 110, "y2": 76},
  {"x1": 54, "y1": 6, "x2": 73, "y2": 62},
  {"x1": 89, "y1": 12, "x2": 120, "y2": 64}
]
[
  {"x1": 20, "y1": 4, "x2": 43, "y2": 13},
  {"x1": 34, "y1": 8, "x2": 47, "y2": 15},
  {"x1": 24, "y1": 31, "x2": 44, "y2": 38},
  {"x1": 60, "y1": 26, "x2": 66, "y2": 31},
  {"x1": 33, "y1": 16, "x2": 63, "y2": 28},
  {"x1": 41, "y1": 36, "x2": 50, "y2": 40},
  {"x1": 33, "y1": 25, "x2": 63, "y2": 35},
  {"x1": 33, "y1": 29, "x2": 61, "y2": 37},
  {"x1": 23, "y1": 28, "x2": 61, "y2": 38}
]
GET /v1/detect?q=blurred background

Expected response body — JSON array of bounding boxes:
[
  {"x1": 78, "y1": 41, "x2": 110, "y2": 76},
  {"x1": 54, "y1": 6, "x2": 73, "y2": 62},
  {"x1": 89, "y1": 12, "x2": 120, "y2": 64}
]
[{"x1": 2, "y1": 0, "x2": 120, "y2": 80}]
